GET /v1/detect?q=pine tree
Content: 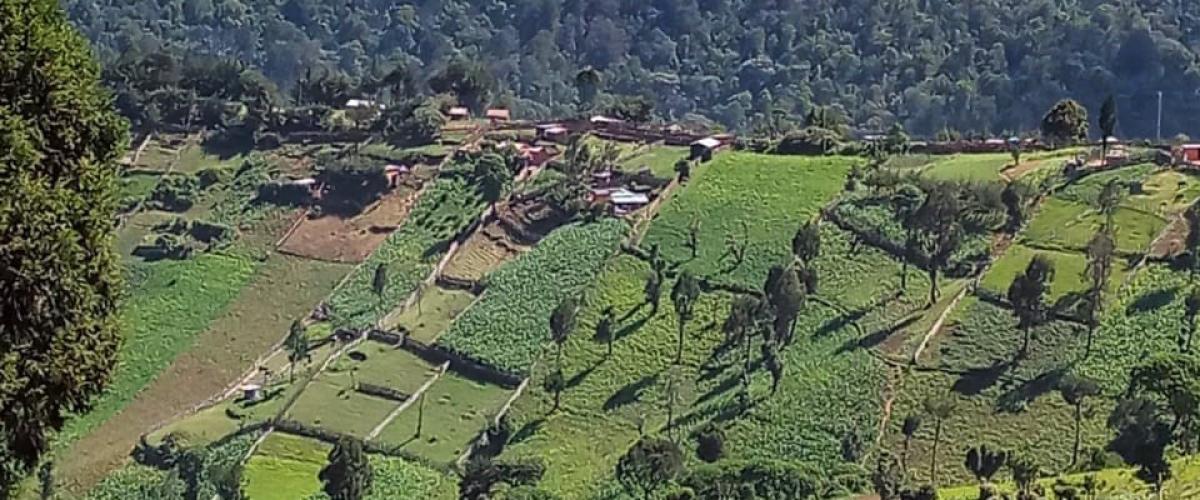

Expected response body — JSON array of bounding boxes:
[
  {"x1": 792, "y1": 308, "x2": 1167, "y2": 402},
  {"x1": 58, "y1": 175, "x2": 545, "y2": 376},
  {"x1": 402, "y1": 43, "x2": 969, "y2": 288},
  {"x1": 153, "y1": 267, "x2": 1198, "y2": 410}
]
[
  {"x1": 320, "y1": 438, "x2": 374, "y2": 500},
  {"x1": 1, "y1": 0, "x2": 128, "y2": 489}
]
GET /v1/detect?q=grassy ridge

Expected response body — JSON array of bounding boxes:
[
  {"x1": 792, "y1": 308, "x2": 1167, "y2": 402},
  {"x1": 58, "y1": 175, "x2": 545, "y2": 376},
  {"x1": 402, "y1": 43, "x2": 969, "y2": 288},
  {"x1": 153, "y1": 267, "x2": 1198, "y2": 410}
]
[
  {"x1": 437, "y1": 219, "x2": 628, "y2": 375},
  {"x1": 57, "y1": 253, "x2": 257, "y2": 445}
]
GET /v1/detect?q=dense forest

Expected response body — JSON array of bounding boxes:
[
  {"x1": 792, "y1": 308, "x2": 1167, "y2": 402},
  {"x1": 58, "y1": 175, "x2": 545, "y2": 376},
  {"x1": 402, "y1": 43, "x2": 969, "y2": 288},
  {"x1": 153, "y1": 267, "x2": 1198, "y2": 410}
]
[{"x1": 66, "y1": 0, "x2": 1200, "y2": 137}]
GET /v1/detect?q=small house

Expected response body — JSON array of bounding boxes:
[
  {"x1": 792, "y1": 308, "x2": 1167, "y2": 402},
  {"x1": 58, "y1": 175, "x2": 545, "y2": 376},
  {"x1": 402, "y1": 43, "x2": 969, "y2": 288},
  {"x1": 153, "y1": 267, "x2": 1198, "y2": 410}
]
[
  {"x1": 590, "y1": 115, "x2": 623, "y2": 129},
  {"x1": 518, "y1": 145, "x2": 553, "y2": 167},
  {"x1": 344, "y1": 99, "x2": 384, "y2": 110},
  {"x1": 1177, "y1": 145, "x2": 1200, "y2": 165},
  {"x1": 486, "y1": 108, "x2": 511, "y2": 122},
  {"x1": 536, "y1": 124, "x2": 569, "y2": 142},
  {"x1": 448, "y1": 107, "x2": 470, "y2": 120},
  {"x1": 610, "y1": 188, "x2": 650, "y2": 215},
  {"x1": 591, "y1": 169, "x2": 615, "y2": 187},
  {"x1": 242, "y1": 384, "x2": 262, "y2": 402},
  {"x1": 690, "y1": 137, "x2": 722, "y2": 161}
]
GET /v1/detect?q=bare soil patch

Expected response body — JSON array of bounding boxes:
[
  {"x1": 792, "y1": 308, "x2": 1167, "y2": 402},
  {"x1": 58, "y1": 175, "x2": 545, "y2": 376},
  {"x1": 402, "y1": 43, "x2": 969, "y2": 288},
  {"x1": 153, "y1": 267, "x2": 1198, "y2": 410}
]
[
  {"x1": 278, "y1": 186, "x2": 420, "y2": 263},
  {"x1": 1149, "y1": 216, "x2": 1187, "y2": 259}
]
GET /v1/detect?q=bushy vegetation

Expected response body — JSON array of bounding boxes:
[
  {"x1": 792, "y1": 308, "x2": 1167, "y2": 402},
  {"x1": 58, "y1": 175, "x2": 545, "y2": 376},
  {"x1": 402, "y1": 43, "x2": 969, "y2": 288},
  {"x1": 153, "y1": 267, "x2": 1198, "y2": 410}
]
[
  {"x1": 437, "y1": 219, "x2": 628, "y2": 375},
  {"x1": 327, "y1": 170, "x2": 486, "y2": 330},
  {"x1": 67, "y1": 0, "x2": 1200, "y2": 135},
  {"x1": 87, "y1": 430, "x2": 260, "y2": 499}
]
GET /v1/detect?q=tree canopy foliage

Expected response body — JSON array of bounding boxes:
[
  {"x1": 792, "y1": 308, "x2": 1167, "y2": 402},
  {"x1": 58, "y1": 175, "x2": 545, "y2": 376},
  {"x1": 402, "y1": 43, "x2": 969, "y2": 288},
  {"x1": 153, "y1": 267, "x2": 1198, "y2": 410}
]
[
  {"x1": 64, "y1": 0, "x2": 1200, "y2": 136},
  {"x1": 1, "y1": 0, "x2": 127, "y2": 491}
]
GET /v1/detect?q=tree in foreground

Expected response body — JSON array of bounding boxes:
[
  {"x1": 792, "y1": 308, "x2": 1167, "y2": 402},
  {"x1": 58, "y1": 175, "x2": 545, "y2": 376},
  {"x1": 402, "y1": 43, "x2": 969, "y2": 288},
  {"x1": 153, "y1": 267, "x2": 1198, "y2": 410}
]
[
  {"x1": 892, "y1": 184, "x2": 925, "y2": 290},
  {"x1": 1099, "y1": 94, "x2": 1118, "y2": 165},
  {"x1": 922, "y1": 395, "x2": 958, "y2": 486},
  {"x1": 543, "y1": 368, "x2": 565, "y2": 413},
  {"x1": 965, "y1": 444, "x2": 1007, "y2": 489},
  {"x1": 615, "y1": 437, "x2": 684, "y2": 499},
  {"x1": 595, "y1": 306, "x2": 615, "y2": 358},
  {"x1": 1082, "y1": 229, "x2": 1115, "y2": 357},
  {"x1": 1008, "y1": 453, "x2": 1040, "y2": 499},
  {"x1": 1007, "y1": 255, "x2": 1054, "y2": 357},
  {"x1": 549, "y1": 297, "x2": 578, "y2": 368},
  {"x1": 1057, "y1": 373, "x2": 1101, "y2": 467},
  {"x1": 670, "y1": 270, "x2": 701, "y2": 363},
  {"x1": 285, "y1": 319, "x2": 310, "y2": 383},
  {"x1": 915, "y1": 183, "x2": 961, "y2": 304},
  {"x1": 900, "y1": 414, "x2": 922, "y2": 473},
  {"x1": 320, "y1": 438, "x2": 373, "y2": 500},
  {"x1": 0, "y1": 0, "x2": 129, "y2": 490},
  {"x1": 1041, "y1": 98, "x2": 1089, "y2": 146},
  {"x1": 1096, "y1": 180, "x2": 1123, "y2": 233},
  {"x1": 1108, "y1": 397, "x2": 1174, "y2": 493}
]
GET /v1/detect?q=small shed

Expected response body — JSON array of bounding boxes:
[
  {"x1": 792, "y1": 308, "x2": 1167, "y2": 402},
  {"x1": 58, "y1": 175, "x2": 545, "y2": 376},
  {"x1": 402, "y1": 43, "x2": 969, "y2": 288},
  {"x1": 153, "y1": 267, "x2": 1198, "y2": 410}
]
[
  {"x1": 486, "y1": 108, "x2": 511, "y2": 122},
  {"x1": 590, "y1": 115, "x2": 623, "y2": 129},
  {"x1": 536, "y1": 123, "x2": 568, "y2": 142},
  {"x1": 242, "y1": 384, "x2": 262, "y2": 402},
  {"x1": 591, "y1": 169, "x2": 614, "y2": 187},
  {"x1": 690, "y1": 137, "x2": 722, "y2": 160},
  {"x1": 345, "y1": 99, "x2": 384, "y2": 110},
  {"x1": 448, "y1": 107, "x2": 470, "y2": 120},
  {"x1": 610, "y1": 188, "x2": 650, "y2": 208}
]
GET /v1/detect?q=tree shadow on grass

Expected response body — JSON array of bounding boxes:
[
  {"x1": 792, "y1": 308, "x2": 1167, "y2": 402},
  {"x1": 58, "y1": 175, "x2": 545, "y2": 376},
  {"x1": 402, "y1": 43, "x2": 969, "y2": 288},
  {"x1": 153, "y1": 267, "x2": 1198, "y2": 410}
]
[
  {"x1": 951, "y1": 360, "x2": 1013, "y2": 397},
  {"x1": 566, "y1": 362, "x2": 599, "y2": 389},
  {"x1": 837, "y1": 314, "x2": 920, "y2": 354},
  {"x1": 1126, "y1": 288, "x2": 1177, "y2": 315},
  {"x1": 508, "y1": 418, "x2": 545, "y2": 446},
  {"x1": 613, "y1": 313, "x2": 652, "y2": 342},
  {"x1": 603, "y1": 373, "x2": 660, "y2": 412},
  {"x1": 617, "y1": 301, "x2": 646, "y2": 323},
  {"x1": 814, "y1": 305, "x2": 871, "y2": 338},
  {"x1": 996, "y1": 367, "x2": 1067, "y2": 413}
]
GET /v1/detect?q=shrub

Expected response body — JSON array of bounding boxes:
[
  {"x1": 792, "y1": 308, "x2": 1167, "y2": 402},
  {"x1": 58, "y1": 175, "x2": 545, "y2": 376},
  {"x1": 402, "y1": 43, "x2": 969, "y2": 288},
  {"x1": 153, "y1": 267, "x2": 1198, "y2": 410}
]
[
  {"x1": 149, "y1": 175, "x2": 200, "y2": 212},
  {"x1": 196, "y1": 167, "x2": 231, "y2": 189},
  {"x1": 773, "y1": 127, "x2": 843, "y2": 155},
  {"x1": 695, "y1": 423, "x2": 725, "y2": 463}
]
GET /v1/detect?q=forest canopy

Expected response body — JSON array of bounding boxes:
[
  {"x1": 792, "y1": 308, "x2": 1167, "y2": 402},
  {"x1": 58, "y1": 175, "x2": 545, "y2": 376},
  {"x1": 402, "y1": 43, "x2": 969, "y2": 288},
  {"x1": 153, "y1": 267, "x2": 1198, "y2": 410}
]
[{"x1": 65, "y1": 0, "x2": 1200, "y2": 137}]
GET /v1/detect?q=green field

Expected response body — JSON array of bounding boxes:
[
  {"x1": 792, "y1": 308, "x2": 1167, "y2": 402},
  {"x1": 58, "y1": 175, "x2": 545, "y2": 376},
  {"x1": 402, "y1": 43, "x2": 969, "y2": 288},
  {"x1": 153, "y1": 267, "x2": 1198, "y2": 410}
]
[
  {"x1": 437, "y1": 219, "x2": 628, "y2": 375},
  {"x1": 378, "y1": 372, "x2": 515, "y2": 464},
  {"x1": 286, "y1": 380, "x2": 399, "y2": 438},
  {"x1": 979, "y1": 244, "x2": 1129, "y2": 303},
  {"x1": 55, "y1": 253, "x2": 257, "y2": 446},
  {"x1": 1022, "y1": 197, "x2": 1165, "y2": 254},
  {"x1": 497, "y1": 153, "x2": 929, "y2": 497},
  {"x1": 919, "y1": 153, "x2": 1012, "y2": 182},
  {"x1": 328, "y1": 341, "x2": 440, "y2": 394},
  {"x1": 619, "y1": 144, "x2": 690, "y2": 178},
  {"x1": 383, "y1": 285, "x2": 477, "y2": 344},
  {"x1": 244, "y1": 433, "x2": 331, "y2": 500}
]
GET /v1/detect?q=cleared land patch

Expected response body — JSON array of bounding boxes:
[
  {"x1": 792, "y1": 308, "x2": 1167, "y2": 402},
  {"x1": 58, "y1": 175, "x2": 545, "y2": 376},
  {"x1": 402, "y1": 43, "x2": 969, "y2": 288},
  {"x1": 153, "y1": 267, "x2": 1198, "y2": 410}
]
[{"x1": 278, "y1": 183, "x2": 422, "y2": 263}]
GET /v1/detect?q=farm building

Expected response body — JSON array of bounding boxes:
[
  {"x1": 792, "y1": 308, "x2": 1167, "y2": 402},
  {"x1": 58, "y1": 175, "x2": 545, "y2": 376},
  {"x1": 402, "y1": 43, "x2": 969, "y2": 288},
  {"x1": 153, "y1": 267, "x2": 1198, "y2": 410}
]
[
  {"x1": 486, "y1": 108, "x2": 511, "y2": 122},
  {"x1": 590, "y1": 115, "x2": 623, "y2": 129},
  {"x1": 536, "y1": 123, "x2": 569, "y2": 142},
  {"x1": 384, "y1": 164, "x2": 410, "y2": 188},
  {"x1": 517, "y1": 144, "x2": 554, "y2": 167},
  {"x1": 448, "y1": 107, "x2": 470, "y2": 120},
  {"x1": 1176, "y1": 144, "x2": 1200, "y2": 165},
  {"x1": 344, "y1": 98, "x2": 384, "y2": 110},
  {"x1": 610, "y1": 188, "x2": 650, "y2": 215},
  {"x1": 690, "y1": 137, "x2": 722, "y2": 160}
]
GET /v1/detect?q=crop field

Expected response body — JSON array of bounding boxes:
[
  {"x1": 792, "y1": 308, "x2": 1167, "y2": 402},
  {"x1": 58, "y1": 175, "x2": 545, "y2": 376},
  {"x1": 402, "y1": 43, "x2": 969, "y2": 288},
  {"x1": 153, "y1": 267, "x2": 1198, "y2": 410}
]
[
  {"x1": 437, "y1": 219, "x2": 628, "y2": 375},
  {"x1": 497, "y1": 151, "x2": 929, "y2": 497},
  {"x1": 641, "y1": 152, "x2": 857, "y2": 285},
  {"x1": 353, "y1": 455, "x2": 457, "y2": 500},
  {"x1": 885, "y1": 296, "x2": 1094, "y2": 485},
  {"x1": 378, "y1": 372, "x2": 515, "y2": 464},
  {"x1": 55, "y1": 254, "x2": 257, "y2": 447},
  {"x1": 327, "y1": 173, "x2": 486, "y2": 329},
  {"x1": 619, "y1": 144, "x2": 689, "y2": 178},
  {"x1": 172, "y1": 143, "x2": 247, "y2": 174},
  {"x1": 939, "y1": 456, "x2": 1200, "y2": 499},
  {"x1": 86, "y1": 430, "x2": 259, "y2": 500},
  {"x1": 382, "y1": 285, "x2": 476, "y2": 344},
  {"x1": 286, "y1": 379, "x2": 399, "y2": 438},
  {"x1": 440, "y1": 230, "x2": 524, "y2": 282},
  {"x1": 243, "y1": 433, "x2": 332, "y2": 500},
  {"x1": 117, "y1": 170, "x2": 164, "y2": 200},
  {"x1": 979, "y1": 244, "x2": 1130, "y2": 303}
]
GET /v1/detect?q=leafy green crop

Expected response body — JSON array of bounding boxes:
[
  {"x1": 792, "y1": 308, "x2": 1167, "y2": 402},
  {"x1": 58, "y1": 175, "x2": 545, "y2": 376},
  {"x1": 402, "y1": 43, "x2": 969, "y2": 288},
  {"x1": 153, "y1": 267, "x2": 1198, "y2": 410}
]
[{"x1": 437, "y1": 219, "x2": 628, "y2": 374}]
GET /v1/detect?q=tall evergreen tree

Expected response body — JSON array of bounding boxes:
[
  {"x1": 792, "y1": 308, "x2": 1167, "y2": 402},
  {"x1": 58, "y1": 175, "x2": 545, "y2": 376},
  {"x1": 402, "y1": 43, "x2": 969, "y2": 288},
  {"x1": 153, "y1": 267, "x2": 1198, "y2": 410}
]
[
  {"x1": 0, "y1": 0, "x2": 128, "y2": 490},
  {"x1": 1099, "y1": 94, "x2": 1118, "y2": 164},
  {"x1": 320, "y1": 438, "x2": 374, "y2": 500}
]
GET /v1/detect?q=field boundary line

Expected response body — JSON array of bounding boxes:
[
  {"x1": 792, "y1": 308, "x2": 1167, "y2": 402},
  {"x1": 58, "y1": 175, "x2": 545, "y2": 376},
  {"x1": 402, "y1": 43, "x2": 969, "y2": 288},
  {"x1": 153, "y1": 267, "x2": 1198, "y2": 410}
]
[
  {"x1": 365, "y1": 361, "x2": 450, "y2": 440},
  {"x1": 116, "y1": 131, "x2": 202, "y2": 228}
]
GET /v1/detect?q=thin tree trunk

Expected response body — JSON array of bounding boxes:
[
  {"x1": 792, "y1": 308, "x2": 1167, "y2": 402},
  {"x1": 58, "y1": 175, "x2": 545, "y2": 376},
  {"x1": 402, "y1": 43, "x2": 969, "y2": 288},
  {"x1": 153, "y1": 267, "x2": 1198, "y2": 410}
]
[
  {"x1": 928, "y1": 267, "x2": 939, "y2": 306},
  {"x1": 931, "y1": 420, "x2": 942, "y2": 486},
  {"x1": 676, "y1": 318, "x2": 685, "y2": 364},
  {"x1": 902, "y1": 436, "x2": 911, "y2": 472},
  {"x1": 607, "y1": 337, "x2": 613, "y2": 358},
  {"x1": 1072, "y1": 403, "x2": 1082, "y2": 467},
  {"x1": 1022, "y1": 326, "x2": 1031, "y2": 357},
  {"x1": 901, "y1": 259, "x2": 909, "y2": 291}
]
